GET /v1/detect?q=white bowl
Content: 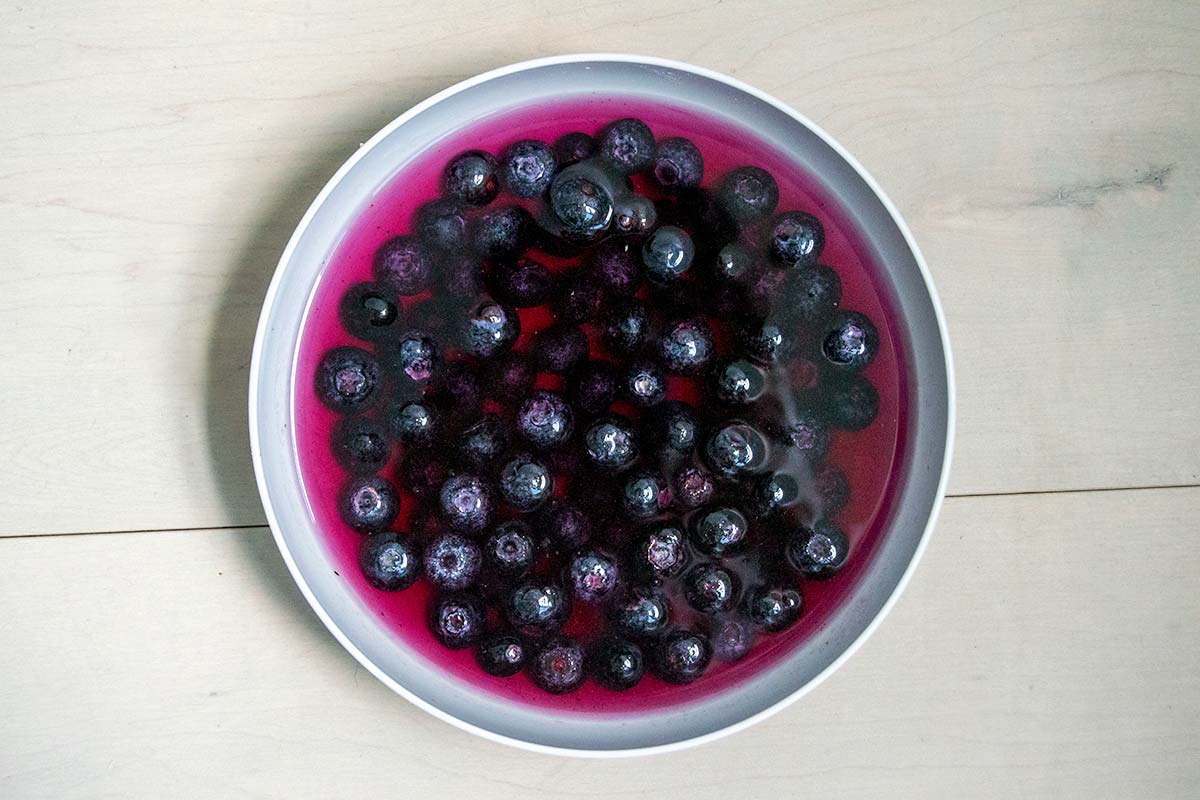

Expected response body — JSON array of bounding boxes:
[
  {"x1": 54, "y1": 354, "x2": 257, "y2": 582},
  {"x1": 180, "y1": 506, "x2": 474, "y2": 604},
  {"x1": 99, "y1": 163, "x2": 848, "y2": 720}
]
[{"x1": 249, "y1": 54, "x2": 954, "y2": 757}]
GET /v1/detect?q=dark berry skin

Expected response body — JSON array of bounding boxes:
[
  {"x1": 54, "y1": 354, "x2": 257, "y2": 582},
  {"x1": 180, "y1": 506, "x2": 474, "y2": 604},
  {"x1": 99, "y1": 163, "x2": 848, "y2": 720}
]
[
  {"x1": 456, "y1": 414, "x2": 510, "y2": 472},
  {"x1": 472, "y1": 205, "x2": 535, "y2": 260},
  {"x1": 476, "y1": 633, "x2": 527, "y2": 677},
  {"x1": 710, "y1": 358, "x2": 768, "y2": 406},
  {"x1": 690, "y1": 506, "x2": 749, "y2": 556},
  {"x1": 415, "y1": 198, "x2": 469, "y2": 253},
  {"x1": 589, "y1": 237, "x2": 642, "y2": 297},
  {"x1": 392, "y1": 331, "x2": 439, "y2": 384},
  {"x1": 673, "y1": 466, "x2": 716, "y2": 509},
  {"x1": 529, "y1": 637, "x2": 586, "y2": 694},
  {"x1": 552, "y1": 271, "x2": 604, "y2": 324},
  {"x1": 399, "y1": 450, "x2": 448, "y2": 499},
  {"x1": 744, "y1": 586, "x2": 803, "y2": 632},
  {"x1": 569, "y1": 360, "x2": 620, "y2": 416},
  {"x1": 485, "y1": 351, "x2": 535, "y2": 403},
  {"x1": 718, "y1": 166, "x2": 779, "y2": 224},
  {"x1": 632, "y1": 522, "x2": 687, "y2": 580},
  {"x1": 735, "y1": 314, "x2": 795, "y2": 365},
  {"x1": 788, "y1": 520, "x2": 850, "y2": 577},
  {"x1": 340, "y1": 475, "x2": 400, "y2": 533},
  {"x1": 430, "y1": 593, "x2": 486, "y2": 649},
  {"x1": 533, "y1": 324, "x2": 588, "y2": 373},
  {"x1": 423, "y1": 532, "x2": 482, "y2": 590},
  {"x1": 386, "y1": 400, "x2": 439, "y2": 447},
  {"x1": 823, "y1": 375, "x2": 879, "y2": 431},
  {"x1": 663, "y1": 188, "x2": 738, "y2": 254},
  {"x1": 652, "y1": 631, "x2": 712, "y2": 684},
  {"x1": 553, "y1": 131, "x2": 596, "y2": 165},
  {"x1": 485, "y1": 520, "x2": 538, "y2": 579},
  {"x1": 705, "y1": 421, "x2": 770, "y2": 479},
  {"x1": 770, "y1": 410, "x2": 830, "y2": 465},
  {"x1": 566, "y1": 549, "x2": 621, "y2": 603},
  {"x1": 658, "y1": 317, "x2": 715, "y2": 375},
  {"x1": 498, "y1": 453, "x2": 553, "y2": 512},
  {"x1": 359, "y1": 532, "x2": 420, "y2": 591},
  {"x1": 622, "y1": 359, "x2": 668, "y2": 408},
  {"x1": 443, "y1": 150, "x2": 499, "y2": 206},
  {"x1": 500, "y1": 139, "x2": 557, "y2": 198},
  {"x1": 612, "y1": 194, "x2": 657, "y2": 236},
  {"x1": 821, "y1": 310, "x2": 879, "y2": 371},
  {"x1": 516, "y1": 391, "x2": 574, "y2": 449},
  {"x1": 506, "y1": 582, "x2": 572, "y2": 636},
  {"x1": 602, "y1": 300, "x2": 650, "y2": 357},
  {"x1": 330, "y1": 416, "x2": 390, "y2": 472},
  {"x1": 459, "y1": 300, "x2": 520, "y2": 358},
  {"x1": 373, "y1": 235, "x2": 433, "y2": 296},
  {"x1": 590, "y1": 638, "x2": 645, "y2": 690},
  {"x1": 437, "y1": 475, "x2": 494, "y2": 533},
  {"x1": 489, "y1": 257, "x2": 553, "y2": 308},
  {"x1": 429, "y1": 361, "x2": 484, "y2": 418},
  {"x1": 743, "y1": 263, "x2": 789, "y2": 317},
  {"x1": 709, "y1": 616, "x2": 754, "y2": 663},
  {"x1": 786, "y1": 264, "x2": 842, "y2": 322},
  {"x1": 582, "y1": 414, "x2": 639, "y2": 471},
  {"x1": 644, "y1": 401, "x2": 699, "y2": 454},
  {"x1": 315, "y1": 346, "x2": 380, "y2": 413},
  {"x1": 816, "y1": 465, "x2": 851, "y2": 515},
  {"x1": 747, "y1": 471, "x2": 804, "y2": 519},
  {"x1": 713, "y1": 241, "x2": 756, "y2": 282},
  {"x1": 768, "y1": 211, "x2": 826, "y2": 268},
  {"x1": 610, "y1": 586, "x2": 671, "y2": 638},
  {"x1": 684, "y1": 563, "x2": 738, "y2": 614},
  {"x1": 642, "y1": 225, "x2": 695, "y2": 285},
  {"x1": 549, "y1": 172, "x2": 613, "y2": 238},
  {"x1": 339, "y1": 282, "x2": 399, "y2": 341},
  {"x1": 538, "y1": 501, "x2": 592, "y2": 550},
  {"x1": 439, "y1": 255, "x2": 485, "y2": 298},
  {"x1": 620, "y1": 470, "x2": 671, "y2": 520},
  {"x1": 652, "y1": 136, "x2": 704, "y2": 191},
  {"x1": 597, "y1": 118, "x2": 656, "y2": 175}
]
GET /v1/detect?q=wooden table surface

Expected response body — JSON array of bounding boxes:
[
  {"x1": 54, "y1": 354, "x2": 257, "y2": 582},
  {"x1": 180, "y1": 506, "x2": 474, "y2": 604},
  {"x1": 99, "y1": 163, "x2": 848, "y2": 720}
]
[{"x1": 2, "y1": 1, "x2": 1198, "y2": 797}]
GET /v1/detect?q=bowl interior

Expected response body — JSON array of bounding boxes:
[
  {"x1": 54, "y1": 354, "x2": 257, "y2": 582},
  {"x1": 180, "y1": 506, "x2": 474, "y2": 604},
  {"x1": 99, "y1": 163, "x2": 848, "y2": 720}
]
[{"x1": 251, "y1": 56, "x2": 951, "y2": 754}]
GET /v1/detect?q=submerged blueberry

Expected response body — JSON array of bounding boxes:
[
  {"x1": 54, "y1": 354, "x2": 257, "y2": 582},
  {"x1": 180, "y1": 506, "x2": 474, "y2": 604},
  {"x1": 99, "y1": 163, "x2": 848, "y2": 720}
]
[
  {"x1": 538, "y1": 500, "x2": 592, "y2": 549},
  {"x1": 472, "y1": 205, "x2": 535, "y2": 260},
  {"x1": 821, "y1": 310, "x2": 879, "y2": 370},
  {"x1": 339, "y1": 282, "x2": 399, "y2": 341},
  {"x1": 768, "y1": 211, "x2": 825, "y2": 268},
  {"x1": 747, "y1": 470, "x2": 804, "y2": 519},
  {"x1": 437, "y1": 474, "x2": 494, "y2": 533},
  {"x1": 485, "y1": 350, "x2": 535, "y2": 403},
  {"x1": 331, "y1": 416, "x2": 390, "y2": 472},
  {"x1": 489, "y1": 257, "x2": 553, "y2": 308},
  {"x1": 735, "y1": 314, "x2": 795, "y2": 365},
  {"x1": 399, "y1": 449, "x2": 449, "y2": 499},
  {"x1": 456, "y1": 414, "x2": 510, "y2": 471},
  {"x1": 443, "y1": 150, "x2": 499, "y2": 206},
  {"x1": 645, "y1": 401, "x2": 699, "y2": 454},
  {"x1": 553, "y1": 131, "x2": 596, "y2": 165},
  {"x1": 597, "y1": 118, "x2": 656, "y2": 175},
  {"x1": 566, "y1": 549, "x2": 621, "y2": 603},
  {"x1": 590, "y1": 638, "x2": 644, "y2": 690},
  {"x1": 713, "y1": 241, "x2": 756, "y2": 282},
  {"x1": 498, "y1": 453, "x2": 553, "y2": 512},
  {"x1": 658, "y1": 317, "x2": 714, "y2": 375},
  {"x1": 430, "y1": 593, "x2": 485, "y2": 649},
  {"x1": 500, "y1": 139, "x2": 557, "y2": 197},
  {"x1": 709, "y1": 616, "x2": 754, "y2": 663},
  {"x1": 552, "y1": 271, "x2": 603, "y2": 324},
  {"x1": 439, "y1": 254, "x2": 485, "y2": 298},
  {"x1": 772, "y1": 410, "x2": 830, "y2": 465},
  {"x1": 339, "y1": 475, "x2": 400, "y2": 533},
  {"x1": 460, "y1": 300, "x2": 520, "y2": 358},
  {"x1": 373, "y1": 235, "x2": 433, "y2": 296},
  {"x1": 642, "y1": 225, "x2": 695, "y2": 284},
  {"x1": 652, "y1": 136, "x2": 704, "y2": 191},
  {"x1": 583, "y1": 414, "x2": 639, "y2": 471},
  {"x1": 718, "y1": 166, "x2": 779, "y2": 224},
  {"x1": 787, "y1": 264, "x2": 842, "y2": 322},
  {"x1": 533, "y1": 324, "x2": 588, "y2": 373},
  {"x1": 684, "y1": 563, "x2": 738, "y2": 614},
  {"x1": 589, "y1": 237, "x2": 642, "y2": 297},
  {"x1": 690, "y1": 506, "x2": 749, "y2": 556},
  {"x1": 602, "y1": 300, "x2": 650, "y2": 357},
  {"x1": 610, "y1": 586, "x2": 671, "y2": 638},
  {"x1": 516, "y1": 391, "x2": 574, "y2": 449},
  {"x1": 386, "y1": 400, "x2": 439, "y2": 447},
  {"x1": 316, "y1": 346, "x2": 380, "y2": 413},
  {"x1": 529, "y1": 637, "x2": 585, "y2": 694},
  {"x1": 651, "y1": 631, "x2": 712, "y2": 684},
  {"x1": 816, "y1": 465, "x2": 851, "y2": 515},
  {"x1": 569, "y1": 360, "x2": 620, "y2": 416},
  {"x1": 415, "y1": 198, "x2": 469, "y2": 253},
  {"x1": 359, "y1": 532, "x2": 420, "y2": 591},
  {"x1": 744, "y1": 586, "x2": 803, "y2": 632},
  {"x1": 824, "y1": 375, "x2": 879, "y2": 431},
  {"x1": 506, "y1": 582, "x2": 572, "y2": 635},
  {"x1": 788, "y1": 520, "x2": 850, "y2": 578},
  {"x1": 485, "y1": 520, "x2": 538, "y2": 579},
  {"x1": 476, "y1": 633, "x2": 528, "y2": 677},
  {"x1": 423, "y1": 532, "x2": 482, "y2": 590}
]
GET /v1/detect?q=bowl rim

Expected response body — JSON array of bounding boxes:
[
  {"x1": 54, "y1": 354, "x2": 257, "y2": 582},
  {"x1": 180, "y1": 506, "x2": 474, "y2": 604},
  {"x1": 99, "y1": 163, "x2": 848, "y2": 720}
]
[{"x1": 248, "y1": 52, "x2": 956, "y2": 758}]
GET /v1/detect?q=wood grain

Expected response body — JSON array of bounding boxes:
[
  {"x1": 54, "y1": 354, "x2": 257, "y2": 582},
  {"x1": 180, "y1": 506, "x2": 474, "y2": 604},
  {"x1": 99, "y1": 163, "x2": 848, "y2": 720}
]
[{"x1": 1, "y1": 488, "x2": 1197, "y2": 798}]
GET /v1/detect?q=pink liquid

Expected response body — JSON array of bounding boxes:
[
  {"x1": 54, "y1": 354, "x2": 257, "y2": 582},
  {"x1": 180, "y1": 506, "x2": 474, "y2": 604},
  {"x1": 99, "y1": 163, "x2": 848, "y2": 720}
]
[{"x1": 293, "y1": 96, "x2": 908, "y2": 712}]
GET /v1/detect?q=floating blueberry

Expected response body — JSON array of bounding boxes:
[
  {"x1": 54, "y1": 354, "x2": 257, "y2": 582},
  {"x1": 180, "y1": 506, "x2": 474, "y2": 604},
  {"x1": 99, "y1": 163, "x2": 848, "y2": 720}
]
[
  {"x1": 373, "y1": 235, "x2": 433, "y2": 296},
  {"x1": 549, "y1": 172, "x2": 613, "y2": 238},
  {"x1": 552, "y1": 271, "x2": 603, "y2": 323},
  {"x1": 582, "y1": 414, "x2": 639, "y2": 471},
  {"x1": 768, "y1": 211, "x2": 825, "y2": 268},
  {"x1": 602, "y1": 300, "x2": 650, "y2": 357},
  {"x1": 415, "y1": 198, "x2": 469, "y2": 253},
  {"x1": 569, "y1": 360, "x2": 620, "y2": 416},
  {"x1": 684, "y1": 563, "x2": 738, "y2": 614},
  {"x1": 437, "y1": 475, "x2": 494, "y2": 533},
  {"x1": 744, "y1": 586, "x2": 803, "y2": 631},
  {"x1": 423, "y1": 532, "x2": 482, "y2": 590},
  {"x1": 718, "y1": 166, "x2": 779, "y2": 224},
  {"x1": 709, "y1": 616, "x2": 754, "y2": 663},
  {"x1": 566, "y1": 549, "x2": 621, "y2": 603},
  {"x1": 330, "y1": 416, "x2": 390, "y2": 472},
  {"x1": 642, "y1": 225, "x2": 695, "y2": 285},
  {"x1": 787, "y1": 264, "x2": 841, "y2": 322},
  {"x1": 622, "y1": 359, "x2": 668, "y2": 408},
  {"x1": 485, "y1": 350, "x2": 535, "y2": 402},
  {"x1": 485, "y1": 520, "x2": 538, "y2": 579},
  {"x1": 597, "y1": 118, "x2": 656, "y2": 175},
  {"x1": 620, "y1": 470, "x2": 671, "y2": 520},
  {"x1": 824, "y1": 375, "x2": 879, "y2": 431},
  {"x1": 315, "y1": 346, "x2": 380, "y2": 413},
  {"x1": 591, "y1": 638, "x2": 645, "y2": 691},
  {"x1": 500, "y1": 139, "x2": 557, "y2": 198},
  {"x1": 658, "y1": 317, "x2": 714, "y2": 375},
  {"x1": 788, "y1": 520, "x2": 850, "y2": 578},
  {"x1": 747, "y1": 471, "x2": 804, "y2": 519},
  {"x1": 529, "y1": 637, "x2": 585, "y2": 694},
  {"x1": 652, "y1": 136, "x2": 704, "y2": 191},
  {"x1": 821, "y1": 310, "x2": 879, "y2": 370},
  {"x1": 673, "y1": 466, "x2": 716, "y2": 508},
  {"x1": 459, "y1": 299, "x2": 519, "y2": 358},
  {"x1": 472, "y1": 205, "x2": 535, "y2": 260},
  {"x1": 553, "y1": 131, "x2": 596, "y2": 165},
  {"x1": 652, "y1": 631, "x2": 712, "y2": 684},
  {"x1": 476, "y1": 633, "x2": 527, "y2": 677},
  {"x1": 506, "y1": 582, "x2": 572, "y2": 636},
  {"x1": 386, "y1": 400, "x2": 439, "y2": 447},
  {"x1": 710, "y1": 358, "x2": 767, "y2": 406},
  {"x1": 516, "y1": 390, "x2": 574, "y2": 449},
  {"x1": 339, "y1": 475, "x2": 400, "y2": 533},
  {"x1": 498, "y1": 453, "x2": 553, "y2": 512},
  {"x1": 533, "y1": 324, "x2": 588, "y2": 373},
  {"x1": 538, "y1": 500, "x2": 592, "y2": 550},
  {"x1": 489, "y1": 257, "x2": 553, "y2": 308},
  {"x1": 456, "y1": 414, "x2": 510, "y2": 472},
  {"x1": 610, "y1": 586, "x2": 671, "y2": 638},
  {"x1": 816, "y1": 465, "x2": 851, "y2": 516},
  {"x1": 339, "y1": 282, "x2": 399, "y2": 341},
  {"x1": 705, "y1": 421, "x2": 770, "y2": 479},
  {"x1": 430, "y1": 593, "x2": 485, "y2": 649},
  {"x1": 443, "y1": 150, "x2": 499, "y2": 206},
  {"x1": 392, "y1": 330, "x2": 439, "y2": 384},
  {"x1": 690, "y1": 506, "x2": 749, "y2": 556},
  {"x1": 589, "y1": 237, "x2": 642, "y2": 297},
  {"x1": 359, "y1": 532, "x2": 420, "y2": 591}
]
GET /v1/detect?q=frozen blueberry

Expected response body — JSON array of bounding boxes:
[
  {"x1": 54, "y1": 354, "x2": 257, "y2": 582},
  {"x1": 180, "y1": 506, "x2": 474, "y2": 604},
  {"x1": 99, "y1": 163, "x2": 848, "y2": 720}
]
[
  {"x1": 429, "y1": 361, "x2": 484, "y2": 417},
  {"x1": 597, "y1": 118, "x2": 656, "y2": 175},
  {"x1": 443, "y1": 150, "x2": 499, "y2": 206},
  {"x1": 652, "y1": 136, "x2": 704, "y2": 191},
  {"x1": 690, "y1": 506, "x2": 749, "y2": 556},
  {"x1": 399, "y1": 449, "x2": 448, "y2": 499},
  {"x1": 684, "y1": 563, "x2": 737, "y2": 614},
  {"x1": 816, "y1": 465, "x2": 851, "y2": 516},
  {"x1": 747, "y1": 471, "x2": 803, "y2": 519},
  {"x1": 821, "y1": 310, "x2": 879, "y2": 370},
  {"x1": 553, "y1": 131, "x2": 596, "y2": 165},
  {"x1": 437, "y1": 474, "x2": 494, "y2": 533},
  {"x1": 538, "y1": 500, "x2": 592, "y2": 549},
  {"x1": 705, "y1": 421, "x2": 770, "y2": 479},
  {"x1": 713, "y1": 241, "x2": 756, "y2": 282},
  {"x1": 472, "y1": 205, "x2": 535, "y2": 260},
  {"x1": 744, "y1": 586, "x2": 803, "y2": 632},
  {"x1": 506, "y1": 581, "x2": 572, "y2": 636},
  {"x1": 339, "y1": 282, "x2": 399, "y2": 341},
  {"x1": 566, "y1": 549, "x2": 621, "y2": 603},
  {"x1": 622, "y1": 360, "x2": 667, "y2": 408},
  {"x1": 476, "y1": 633, "x2": 527, "y2": 677},
  {"x1": 552, "y1": 271, "x2": 603, "y2": 323},
  {"x1": 824, "y1": 375, "x2": 879, "y2": 431},
  {"x1": 709, "y1": 616, "x2": 754, "y2": 663},
  {"x1": 430, "y1": 593, "x2": 485, "y2": 649},
  {"x1": 772, "y1": 410, "x2": 830, "y2": 465},
  {"x1": 569, "y1": 360, "x2": 620, "y2": 416},
  {"x1": 620, "y1": 470, "x2": 671, "y2": 520},
  {"x1": 591, "y1": 638, "x2": 644, "y2": 690},
  {"x1": 456, "y1": 414, "x2": 510, "y2": 472},
  {"x1": 315, "y1": 346, "x2": 380, "y2": 413},
  {"x1": 392, "y1": 330, "x2": 439, "y2": 384},
  {"x1": 610, "y1": 586, "x2": 670, "y2": 638},
  {"x1": 589, "y1": 237, "x2": 642, "y2": 297},
  {"x1": 642, "y1": 225, "x2": 694, "y2": 285},
  {"x1": 768, "y1": 211, "x2": 825, "y2": 268},
  {"x1": 710, "y1": 358, "x2": 767, "y2": 406},
  {"x1": 485, "y1": 520, "x2": 538, "y2": 579},
  {"x1": 788, "y1": 520, "x2": 850, "y2": 578},
  {"x1": 500, "y1": 139, "x2": 557, "y2": 198},
  {"x1": 735, "y1": 314, "x2": 795, "y2": 365},
  {"x1": 485, "y1": 351, "x2": 535, "y2": 403},
  {"x1": 373, "y1": 235, "x2": 433, "y2": 295},
  {"x1": 529, "y1": 637, "x2": 585, "y2": 694},
  {"x1": 673, "y1": 466, "x2": 716, "y2": 509},
  {"x1": 359, "y1": 532, "x2": 420, "y2": 591},
  {"x1": 386, "y1": 400, "x2": 439, "y2": 447},
  {"x1": 644, "y1": 401, "x2": 699, "y2": 455},
  {"x1": 549, "y1": 172, "x2": 613, "y2": 238},
  {"x1": 533, "y1": 324, "x2": 588, "y2": 373},
  {"x1": 582, "y1": 414, "x2": 639, "y2": 471},
  {"x1": 423, "y1": 532, "x2": 482, "y2": 590},
  {"x1": 612, "y1": 194, "x2": 657, "y2": 235},
  {"x1": 516, "y1": 391, "x2": 574, "y2": 449},
  {"x1": 340, "y1": 475, "x2": 400, "y2": 533},
  {"x1": 438, "y1": 254, "x2": 485, "y2": 298},
  {"x1": 651, "y1": 631, "x2": 711, "y2": 684},
  {"x1": 718, "y1": 166, "x2": 779, "y2": 224},
  {"x1": 459, "y1": 299, "x2": 520, "y2": 358},
  {"x1": 415, "y1": 198, "x2": 469, "y2": 253},
  {"x1": 489, "y1": 257, "x2": 552, "y2": 308},
  {"x1": 787, "y1": 264, "x2": 842, "y2": 322},
  {"x1": 658, "y1": 317, "x2": 714, "y2": 375},
  {"x1": 602, "y1": 300, "x2": 650, "y2": 357},
  {"x1": 331, "y1": 416, "x2": 390, "y2": 472},
  {"x1": 498, "y1": 453, "x2": 553, "y2": 512}
]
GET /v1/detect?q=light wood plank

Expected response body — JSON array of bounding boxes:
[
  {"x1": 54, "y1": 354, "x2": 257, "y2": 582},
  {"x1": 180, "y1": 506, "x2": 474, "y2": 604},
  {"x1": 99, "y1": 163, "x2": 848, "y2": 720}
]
[
  {"x1": 1, "y1": 488, "x2": 1197, "y2": 798},
  {"x1": 1, "y1": 1, "x2": 1198, "y2": 535}
]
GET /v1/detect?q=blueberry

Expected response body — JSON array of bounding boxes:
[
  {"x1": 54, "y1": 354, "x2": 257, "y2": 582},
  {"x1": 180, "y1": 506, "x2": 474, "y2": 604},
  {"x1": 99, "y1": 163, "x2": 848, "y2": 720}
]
[
  {"x1": 786, "y1": 264, "x2": 841, "y2": 321},
  {"x1": 424, "y1": 532, "x2": 482, "y2": 590},
  {"x1": 644, "y1": 401, "x2": 699, "y2": 454},
  {"x1": 744, "y1": 586, "x2": 803, "y2": 631},
  {"x1": 499, "y1": 453, "x2": 553, "y2": 512},
  {"x1": 824, "y1": 375, "x2": 879, "y2": 431},
  {"x1": 713, "y1": 241, "x2": 756, "y2": 282},
  {"x1": 710, "y1": 358, "x2": 767, "y2": 406},
  {"x1": 652, "y1": 136, "x2": 703, "y2": 191},
  {"x1": 553, "y1": 131, "x2": 596, "y2": 165},
  {"x1": 602, "y1": 300, "x2": 650, "y2": 357},
  {"x1": 612, "y1": 194, "x2": 657, "y2": 235},
  {"x1": 399, "y1": 450, "x2": 449, "y2": 499},
  {"x1": 438, "y1": 255, "x2": 485, "y2": 297},
  {"x1": 476, "y1": 633, "x2": 528, "y2": 677},
  {"x1": 533, "y1": 324, "x2": 588, "y2": 374},
  {"x1": 538, "y1": 501, "x2": 592, "y2": 549},
  {"x1": 485, "y1": 520, "x2": 538, "y2": 579},
  {"x1": 415, "y1": 198, "x2": 469, "y2": 253},
  {"x1": 549, "y1": 172, "x2": 613, "y2": 238},
  {"x1": 485, "y1": 351, "x2": 535, "y2": 402},
  {"x1": 552, "y1": 271, "x2": 603, "y2": 323},
  {"x1": 359, "y1": 532, "x2": 420, "y2": 591},
  {"x1": 590, "y1": 638, "x2": 644, "y2": 690},
  {"x1": 622, "y1": 359, "x2": 667, "y2": 408},
  {"x1": 788, "y1": 520, "x2": 849, "y2": 578},
  {"x1": 690, "y1": 506, "x2": 749, "y2": 556},
  {"x1": 620, "y1": 470, "x2": 671, "y2": 520},
  {"x1": 429, "y1": 361, "x2": 484, "y2": 417},
  {"x1": 340, "y1": 475, "x2": 400, "y2": 533},
  {"x1": 735, "y1": 314, "x2": 795, "y2": 365},
  {"x1": 506, "y1": 582, "x2": 572, "y2": 636},
  {"x1": 662, "y1": 188, "x2": 738, "y2": 252},
  {"x1": 385, "y1": 400, "x2": 439, "y2": 447},
  {"x1": 771, "y1": 410, "x2": 830, "y2": 465},
  {"x1": 339, "y1": 282, "x2": 399, "y2": 341},
  {"x1": 709, "y1": 616, "x2": 754, "y2": 663},
  {"x1": 718, "y1": 166, "x2": 779, "y2": 224},
  {"x1": 454, "y1": 414, "x2": 509, "y2": 472},
  {"x1": 651, "y1": 631, "x2": 711, "y2": 684},
  {"x1": 821, "y1": 310, "x2": 879, "y2": 370},
  {"x1": 642, "y1": 225, "x2": 694, "y2": 285},
  {"x1": 633, "y1": 522, "x2": 687, "y2": 579},
  {"x1": 516, "y1": 390, "x2": 574, "y2": 449},
  {"x1": 437, "y1": 475, "x2": 494, "y2": 533},
  {"x1": 500, "y1": 139, "x2": 557, "y2": 198},
  {"x1": 673, "y1": 466, "x2": 716, "y2": 508},
  {"x1": 430, "y1": 593, "x2": 485, "y2": 649},
  {"x1": 529, "y1": 637, "x2": 585, "y2": 694},
  {"x1": 569, "y1": 360, "x2": 619, "y2": 416},
  {"x1": 443, "y1": 150, "x2": 499, "y2": 206},
  {"x1": 392, "y1": 330, "x2": 439, "y2": 384},
  {"x1": 610, "y1": 586, "x2": 670, "y2": 638},
  {"x1": 331, "y1": 416, "x2": 390, "y2": 472},
  {"x1": 658, "y1": 317, "x2": 714, "y2": 375},
  {"x1": 705, "y1": 421, "x2": 770, "y2": 479},
  {"x1": 684, "y1": 563, "x2": 738, "y2": 614},
  {"x1": 488, "y1": 257, "x2": 551, "y2": 308},
  {"x1": 373, "y1": 235, "x2": 433, "y2": 295},
  {"x1": 747, "y1": 471, "x2": 803, "y2": 519},
  {"x1": 743, "y1": 263, "x2": 790, "y2": 317},
  {"x1": 816, "y1": 465, "x2": 851, "y2": 515},
  {"x1": 315, "y1": 346, "x2": 380, "y2": 413},
  {"x1": 408, "y1": 504, "x2": 447, "y2": 541},
  {"x1": 582, "y1": 414, "x2": 639, "y2": 471},
  {"x1": 598, "y1": 118, "x2": 656, "y2": 175},
  {"x1": 566, "y1": 549, "x2": 621, "y2": 603},
  {"x1": 589, "y1": 237, "x2": 642, "y2": 297},
  {"x1": 768, "y1": 211, "x2": 825, "y2": 268},
  {"x1": 460, "y1": 299, "x2": 520, "y2": 358},
  {"x1": 472, "y1": 205, "x2": 535, "y2": 259}
]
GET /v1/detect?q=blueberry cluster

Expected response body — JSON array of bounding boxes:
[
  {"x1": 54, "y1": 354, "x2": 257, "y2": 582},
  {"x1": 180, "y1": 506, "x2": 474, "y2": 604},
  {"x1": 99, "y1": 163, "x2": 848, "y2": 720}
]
[{"x1": 315, "y1": 118, "x2": 881, "y2": 694}]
